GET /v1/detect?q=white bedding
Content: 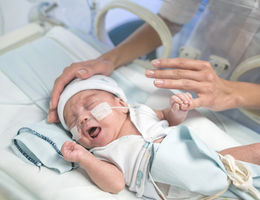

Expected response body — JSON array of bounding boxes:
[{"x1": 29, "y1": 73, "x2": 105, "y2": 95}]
[{"x1": 0, "y1": 26, "x2": 258, "y2": 200}]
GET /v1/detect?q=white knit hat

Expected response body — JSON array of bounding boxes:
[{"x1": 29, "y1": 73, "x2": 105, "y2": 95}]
[{"x1": 57, "y1": 75, "x2": 127, "y2": 130}]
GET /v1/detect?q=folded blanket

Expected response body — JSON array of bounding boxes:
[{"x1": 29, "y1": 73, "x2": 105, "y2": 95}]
[{"x1": 11, "y1": 120, "x2": 77, "y2": 173}]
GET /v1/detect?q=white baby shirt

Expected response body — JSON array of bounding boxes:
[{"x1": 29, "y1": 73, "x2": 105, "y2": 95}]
[{"x1": 90, "y1": 104, "x2": 171, "y2": 198}]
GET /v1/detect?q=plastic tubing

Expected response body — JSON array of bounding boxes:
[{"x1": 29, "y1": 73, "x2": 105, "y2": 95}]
[
  {"x1": 230, "y1": 55, "x2": 260, "y2": 124},
  {"x1": 94, "y1": 0, "x2": 172, "y2": 59},
  {"x1": 0, "y1": 5, "x2": 4, "y2": 35}
]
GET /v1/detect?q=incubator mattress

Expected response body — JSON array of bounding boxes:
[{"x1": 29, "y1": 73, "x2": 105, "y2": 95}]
[{"x1": 0, "y1": 26, "x2": 259, "y2": 200}]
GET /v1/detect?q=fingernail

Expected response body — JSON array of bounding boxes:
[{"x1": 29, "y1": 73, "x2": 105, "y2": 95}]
[
  {"x1": 47, "y1": 114, "x2": 52, "y2": 122},
  {"x1": 154, "y1": 79, "x2": 164, "y2": 86},
  {"x1": 146, "y1": 70, "x2": 154, "y2": 76},
  {"x1": 78, "y1": 69, "x2": 87, "y2": 75},
  {"x1": 152, "y1": 59, "x2": 160, "y2": 66}
]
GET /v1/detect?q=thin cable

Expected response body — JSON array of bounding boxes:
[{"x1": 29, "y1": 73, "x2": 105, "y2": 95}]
[
  {"x1": 0, "y1": 5, "x2": 4, "y2": 35},
  {"x1": 0, "y1": 97, "x2": 49, "y2": 106},
  {"x1": 87, "y1": 0, "x2": 97, "y2": 35}
]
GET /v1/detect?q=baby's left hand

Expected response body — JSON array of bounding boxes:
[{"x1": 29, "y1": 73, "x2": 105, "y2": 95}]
[
  {"x1": 61, "y1": 141, "x2": 88, "y2": 163},
  {"x1": 170, "y1": 92, "x2": 193, "y2": 111}
]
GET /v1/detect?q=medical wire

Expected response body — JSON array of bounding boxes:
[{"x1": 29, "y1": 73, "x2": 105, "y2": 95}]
[
  {"x1": 0, "y1": 5, "x2": 4, "y2": 35},
  {"x1": 0, "y1": 97, "x2": 49, "y2": 106},
  {"x1": 94, "y1": 0, "x2": 173, "y2": 59},
  {"x1": 87, "y1": 0, "x2": 97, "y2": 35}
]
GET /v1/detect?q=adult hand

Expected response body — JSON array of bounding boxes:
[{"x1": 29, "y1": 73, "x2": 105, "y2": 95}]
[
  {"x1": 146, "y1": 58, "x2": 236, "y2": 111},
  {"x1": 48, "y1": 58, "x2": 115, "y2": 123}
]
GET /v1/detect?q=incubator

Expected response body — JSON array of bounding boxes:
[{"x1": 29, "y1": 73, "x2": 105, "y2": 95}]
[
  {"x1": 169, "y1": 0, "x2": 260, "y2": 131},
  {"x1": 0, "y1": 0, "x2": 260, "y2": 200}
]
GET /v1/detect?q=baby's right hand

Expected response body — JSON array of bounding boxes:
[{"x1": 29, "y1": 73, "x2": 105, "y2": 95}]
[
  {"x1": 170, "y1": 92, "x2": 193, "y2": 111},
  {"x1": 61, "y1": 141, "x2": 88, "y2": 163}
]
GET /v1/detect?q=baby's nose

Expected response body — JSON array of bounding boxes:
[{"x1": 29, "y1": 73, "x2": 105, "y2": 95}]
[{"x1": 79, "y1": 113, "x2": 92, "y2": 127}]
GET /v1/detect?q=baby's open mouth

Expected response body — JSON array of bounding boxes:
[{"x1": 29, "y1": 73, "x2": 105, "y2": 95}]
[{"x1": 88, "y1": 127, "x2": 101, "y2": 139}]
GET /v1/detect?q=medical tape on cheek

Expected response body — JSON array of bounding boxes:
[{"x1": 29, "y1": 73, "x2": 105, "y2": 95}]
[
  {"x1": 90, "y1": 102, "x2": 112, "y2": 121},
  {"x1": 70, "y1": 126, "x2": 81, "y2": 141}
]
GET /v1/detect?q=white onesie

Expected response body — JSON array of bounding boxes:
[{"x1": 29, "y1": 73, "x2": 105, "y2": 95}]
[{"x1": 90, "y1": 104, "x2": 171, "y2": 198}]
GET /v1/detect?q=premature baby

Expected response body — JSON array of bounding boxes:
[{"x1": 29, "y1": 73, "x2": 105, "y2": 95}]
[{"x1": 57, "y1": 75, "x2": 260, "y2": 199}]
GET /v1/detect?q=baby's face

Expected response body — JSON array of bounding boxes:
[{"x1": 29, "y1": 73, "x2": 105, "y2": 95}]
[{"x1": 63, "y1": 90, "x2": 127, "y2": 149}]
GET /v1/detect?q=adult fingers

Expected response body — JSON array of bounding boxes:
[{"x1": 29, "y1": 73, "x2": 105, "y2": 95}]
[
  {"x1": 48, "y1": 69, "x2": 74, "y2": 123},
  {"x1": 76, "y1": 58, "x2": 115, "y2": 80},
  {"x1": 48, "y1": 108, "x2": 60, "y2": 123},
  {"x1": 151, "y1": 58, "x2": 210, "y2": 71},
  {"x1": 146, "y1": 68, "x2": 206, "y2": 82},
  {"x1": 48, "y1": 61, "x2": 95, "y2": 122},
  {"x1": 48, "y1": 59, "x2": 115, "y2": 123},
  {"x1": 49, "y1": 69, "x2": 79, "y2": 119},
  {"x1": 153, "y1": 78, "x2": 202, "y2": 93},
  {"x1": 188, "y1": 97, "x2": 204, "y2": 110}
]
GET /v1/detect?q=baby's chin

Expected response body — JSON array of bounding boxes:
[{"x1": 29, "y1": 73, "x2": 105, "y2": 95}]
[
  {"x1": 77, "y1": 140, "x2": 91, "y2": 149},
  {"x1": 78, "y1": 132, "x2": 113, "y2": 149},
  {"x1": 78, "y1": 141, "x2": 102, "y2": 149}
]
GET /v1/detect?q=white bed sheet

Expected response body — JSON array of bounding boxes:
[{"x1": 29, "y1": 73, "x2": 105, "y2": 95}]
[{"x1": 0, "y1": 26, "x2": 257, "y2": 200}]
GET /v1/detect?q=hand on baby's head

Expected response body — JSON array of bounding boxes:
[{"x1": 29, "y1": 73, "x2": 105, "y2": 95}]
[
  {"x1": 57, "y1": 75, "x2": 127, "y2": 131},
  {"x1": 170, "y1": 92, "x2": 193, "y2": 111}
]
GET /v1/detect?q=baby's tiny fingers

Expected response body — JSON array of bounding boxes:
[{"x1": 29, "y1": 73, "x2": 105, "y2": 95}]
[
  {"x1": 181, "y1": 103, "x2": 190, "y2": 110},
  {"x1": 185, "y1": 92, "x2": 193, "y2": 100},
  {"x1": 183, "y1": 93, "x2": 193, "y2": 105},
  {"x1": 170, "y1": 95, "x2": 182, "y2": 105},
  {"x1": 176, "y1": 93, "x2": 189, "y2": 104},
  {"x1": 171, "y1": 103, "x2": 180, "y2": 111}
]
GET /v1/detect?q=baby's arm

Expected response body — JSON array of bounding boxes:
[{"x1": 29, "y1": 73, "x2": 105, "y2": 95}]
[
  {"x1": 219, "y1": 143, "x2": 260, "y2": 165},
  {"x1": 155, "y1": 93, "x2": 193, "y2": 126},
  {"x1": 61, "y1": 141, "x2": 125, "y2": 193}
]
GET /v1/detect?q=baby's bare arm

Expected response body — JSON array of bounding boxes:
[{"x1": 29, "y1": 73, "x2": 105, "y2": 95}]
[
  {"x1": 80, "y1": 153, "x2": 125, "y2": 193},
  {"x1": 61, "y1": 141, "x2": 125, "y2": 193},
  {"x1": 219, "y1": 143, "x2": 260, "y2": 165}
]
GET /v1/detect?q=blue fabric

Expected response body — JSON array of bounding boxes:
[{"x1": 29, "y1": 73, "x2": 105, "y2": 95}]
[
  {"x1": 150, "y1": 125, "x2": 260, "y2": 199},
  {"x1": 11, "y1": 120, "x2": 76, "y2": 173}
]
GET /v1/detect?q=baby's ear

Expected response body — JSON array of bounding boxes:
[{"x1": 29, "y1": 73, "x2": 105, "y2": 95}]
[{"x1": 116, "y1": 97, "x2": 129, "y2": 114}]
